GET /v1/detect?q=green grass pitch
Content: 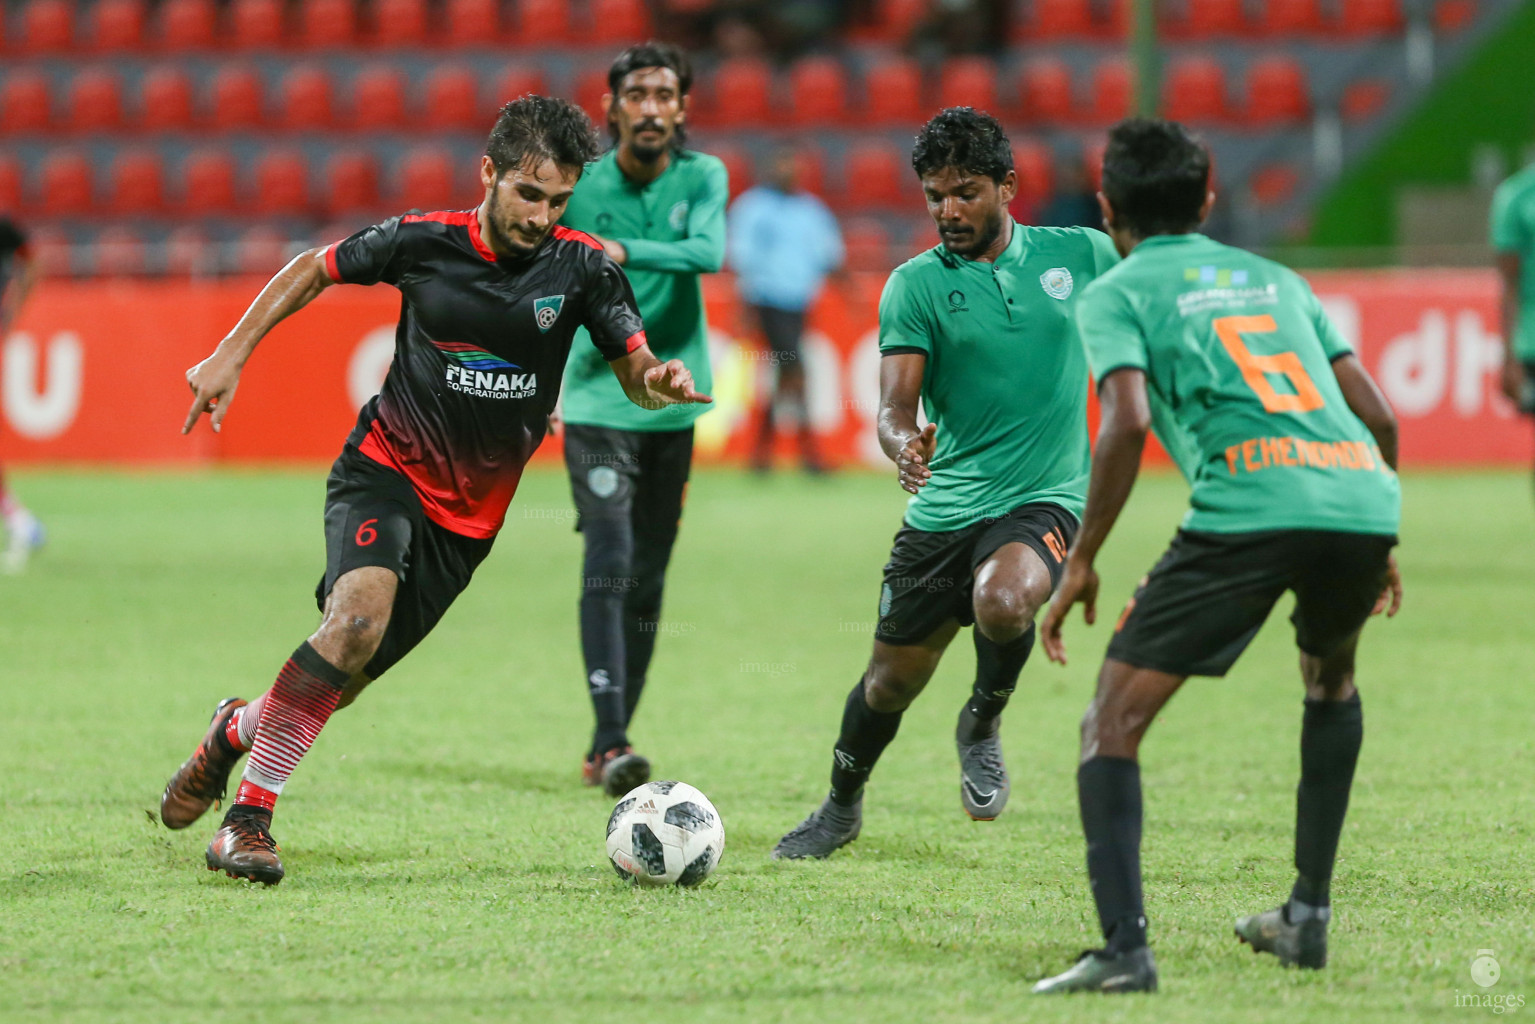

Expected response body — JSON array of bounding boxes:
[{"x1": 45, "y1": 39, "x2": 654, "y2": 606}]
[{"x1": 1, "y1": 465, "x2": 1531, "y2": 1022}]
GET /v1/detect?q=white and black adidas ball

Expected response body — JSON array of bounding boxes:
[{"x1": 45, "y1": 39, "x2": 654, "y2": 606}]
[{"x1": 606, "y1": 781, "x2": 725, "y2": 887}]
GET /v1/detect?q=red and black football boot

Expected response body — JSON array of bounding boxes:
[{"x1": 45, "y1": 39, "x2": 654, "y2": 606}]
[
  {"x1": 160, "y1": 697, "x2": 248, "y2": 830},
  {"x1": 206, "y1": 806, "x2": 284, "y2": 886}
]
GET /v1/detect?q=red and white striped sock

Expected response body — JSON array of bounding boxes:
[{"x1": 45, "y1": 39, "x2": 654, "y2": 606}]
[
  {"x1": 223, "y1": 694, "x2": 268, "y2": 753},
  {"x1": 232, "y1": 643, "x2": 349, "y2": 812}
]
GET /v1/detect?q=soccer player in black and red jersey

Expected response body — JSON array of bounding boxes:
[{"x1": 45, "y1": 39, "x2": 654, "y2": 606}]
[{"x1": 157, "y1": 96, "x2": 710, "y2": 886}]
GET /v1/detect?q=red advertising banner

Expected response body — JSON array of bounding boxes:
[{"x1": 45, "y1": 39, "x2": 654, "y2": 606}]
[{"x1": 0, "y1": 269, "x2": 1527, "y2": 467}]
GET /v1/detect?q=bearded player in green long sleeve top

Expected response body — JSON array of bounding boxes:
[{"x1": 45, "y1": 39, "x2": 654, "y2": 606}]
[{"x1": 557, "y1": 42, "x2": 728, "y2": 795}]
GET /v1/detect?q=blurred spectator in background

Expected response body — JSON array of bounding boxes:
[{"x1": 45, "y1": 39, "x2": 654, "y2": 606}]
[
  {"x1": 0, "y1": 216, "x2": 46, "y2": 574},
  {"x1": 1036, "y1": 158, "x2": 1103, "y2": 230},
  {"x1": 907, "y1": 0, "x2": 1006, "y2": 57},
  {"x1": 1491, "y1": 153, "x2": 1535, "y2": 492},
  {"x1": 728, "y1": 146, "x2": 844, "y2": 472}
]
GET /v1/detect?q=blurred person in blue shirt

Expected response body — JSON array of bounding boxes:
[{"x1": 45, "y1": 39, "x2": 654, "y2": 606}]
[{"x1": 729, "y1": 146, "x2": 844, "y2": 472}]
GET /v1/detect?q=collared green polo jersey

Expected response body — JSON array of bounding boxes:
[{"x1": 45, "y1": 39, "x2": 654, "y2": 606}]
[
  {"x1": 561, "y1": 148, "x2": 728, "y2": 431},
  {"x1": 1076, "y1": 233, "x2": 1400, "y2": 536},
  {"x1": 1491, "y1": 165, "x2": 1535, "y2": 360},
  {"x1": 878, "y1": 221, "x2": 1120, "y2": 532}
]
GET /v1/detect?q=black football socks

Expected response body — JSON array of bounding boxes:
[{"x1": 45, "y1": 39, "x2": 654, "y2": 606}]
[
  {"x1": 829, "y1": 676, "x2": 903, "y2": 807},
  {"x1": 578, "y1": 516, "x2": 631, "y2": 756},
  {"x1": 1291, "y1": 693, "x2": 1363, "y2": 910},
  {"x1": 963, "y1": 625, "x2": 1035, "y2": 736},
  {"x1": 1078, "y1": 756, "x2": 1148, "y2": 954},
  {"x1": 621, "y1": 611, "x2": 658, "y2": 726}
]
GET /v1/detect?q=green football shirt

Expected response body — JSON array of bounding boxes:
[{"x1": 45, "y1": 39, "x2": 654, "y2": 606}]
[
  {"x1": 878, "y1": 221, "x2": 1120, "y2": 532},
  {"x1": 561, "y1": 148, "x2": 728, "y2": 431},
  {"x1": 1490, "y1": 164, "x2": 1535, "y2": 360},
  {"x1": 1076, "y1": 233, "x2": 1401, "y2": 536}
]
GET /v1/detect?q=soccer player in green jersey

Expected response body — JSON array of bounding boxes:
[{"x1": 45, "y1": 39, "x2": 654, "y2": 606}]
[
  {"x1": 1491, "y1": 159, "x2": 1535, "y2": 483},
  {"x1": 556, "y1": 43, "x2": 728, "y2": 796},
  {"x1": 1033, "y1": 119, "x2": 1404, "y2": 994},
  {"x1": 773, "y1": 108, "x2": 1120, "y2": 859}
]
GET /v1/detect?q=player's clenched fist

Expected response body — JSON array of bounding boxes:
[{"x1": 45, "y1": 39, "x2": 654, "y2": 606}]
[
  {"x1": 896, "y1": 423, "x2": 936, "y2": 494},
  {"x1": 182, "y1": 345, "x2": 245, "y2": 435}
]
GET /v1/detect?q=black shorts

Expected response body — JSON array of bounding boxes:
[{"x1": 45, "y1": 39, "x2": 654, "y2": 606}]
[
  {"x1": 752, "y1": 304, "x2": 806, "y2": 360},
  {"x1": 1107, "y1": 528, "x2": 1397, "y2": 678},
  {"x1": 1522, "y1": 360, "x2": 1535, "y2": 414},
  {"x1": 875, "y1": 502, "x2": 1078, "y2": 645},
  {"x1": 316, "y1": 447, "x2": 494, "y2": 679},
  {"x1": 563, "y1": 423, "x2": 694, "y2": 529}
]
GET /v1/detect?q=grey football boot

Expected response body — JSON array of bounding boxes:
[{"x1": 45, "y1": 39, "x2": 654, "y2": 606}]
[
  {"x1": 956, "y1": 707, "x2": 1009, "y2": 820},
  {"x1": 772, "y1": 795, "x2": 862, "y2": 860},
  {"x1": 1235, "y1": 903, "x2": 1329, "y2": 969},
  {"x1": 1033, "y1": 947, "x2": 1159, "y2": 995}
]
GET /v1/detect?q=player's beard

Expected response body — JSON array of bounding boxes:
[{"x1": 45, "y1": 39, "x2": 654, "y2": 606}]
[
  {"x1": 485, "y1": 190, "x2": 546, "y2": 258},
  {"x1": 626, "y1": 118, "x2": 671, "y2": 164},
  {"x1": 940, "y1": 206, "x2": 1005, "y2": 258}
]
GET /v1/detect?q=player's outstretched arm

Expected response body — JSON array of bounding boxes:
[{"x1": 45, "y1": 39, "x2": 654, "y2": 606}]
[
  {"x1": 1041, "y1": 368, "x2": 1151, "y2": 665},
  {"x1": 609, "y1": 343, "x2": 713, "y2": 410},
  {"x1": 878, "y1": 352, "x2": 935, "y2": 494},
  {"x1": 182, "y1": 248, "x2": 334, "y2": 434},
  {"x1": 1331, "y1": 354, "x2": 1399, "y2": 470}
]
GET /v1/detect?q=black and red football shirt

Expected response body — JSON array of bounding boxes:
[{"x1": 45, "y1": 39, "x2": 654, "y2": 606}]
[{"x1": 323, "y1": 209, "x2": 646, "y2": 539}]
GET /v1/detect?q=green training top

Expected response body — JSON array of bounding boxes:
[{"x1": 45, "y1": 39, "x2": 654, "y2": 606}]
[
  {"x1": 1076, "y1": 233, "x2": 1401, "y2": 536},
  {"x1": 1490, "y1": 164, "x2": 1535, "y2": 360},
  {"x1": 878, "y1": 222, "x2": 1120, "y2": 532},
  {"x1": 561, "y1": 148, "x2": 728, "y2": 431}
]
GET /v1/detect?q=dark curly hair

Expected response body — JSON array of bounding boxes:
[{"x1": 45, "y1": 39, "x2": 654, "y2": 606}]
[
  {"x1": 1101, "y1": 117, "x2": 1211, "y2": 237},
  {"x1": 606, "y1": 41, "x2": 693, "y2": 151},
  {"x1": 911, "y1": 107, "x2": 1013, "y2": 183},
  {"x1": 484, "y1": 95, "x2": 601, "y2": 178}
]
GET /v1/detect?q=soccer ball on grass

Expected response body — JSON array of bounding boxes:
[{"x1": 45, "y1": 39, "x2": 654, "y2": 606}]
[{"x1": 606, "y1": 781, "x2": 725, "y2": 887}]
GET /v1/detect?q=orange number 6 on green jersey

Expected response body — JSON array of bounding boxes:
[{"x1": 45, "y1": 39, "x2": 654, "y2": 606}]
[{"x1": 1213, "y1": 314, "x2": 1325, "y2": 414}]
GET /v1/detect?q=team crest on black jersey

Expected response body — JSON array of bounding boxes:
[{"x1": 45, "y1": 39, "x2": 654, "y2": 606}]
[{"x1": 534, "y1": 294, "x2": 565, "y2": 332}]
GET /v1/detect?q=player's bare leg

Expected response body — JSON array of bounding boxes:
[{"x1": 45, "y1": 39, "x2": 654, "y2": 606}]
[
  {"x1": 1236, "y1": 632, "x2": 1364, "y2": 969},
  {"x1": 1035, "y1": 659, "x2": 1183, "y2": 994},
  {"x1": 773, "y1": 623, "x2": 960, "y2": 860},
  {"x1": 194, "y1": 566, "x2": 395, "y2": 885},
  {"x1": 958, "y1": 542, "x2": 1054, "y2": 820}
]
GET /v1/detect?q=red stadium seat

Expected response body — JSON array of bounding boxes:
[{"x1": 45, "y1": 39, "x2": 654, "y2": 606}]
[
  {"x1": 1100, "y1": 0, "x2": 1130, "y2": 39},
  {"x1": 843, "y1": 218, "x2": 891, "y2": 272},
  {"x1": 110, "y1": 150, "x2": 165, "y2": 213},
  {"x1": 871, "y1": 0, "x2": 928, "y2": 40},
  {"x1": 0, "y1": 157, "x2": 24, "y2": 211},
  {"x1": 444, "y1": 0, "x2": 500, "y2": 45},
  {"x1": 236, "y1": 226, "x2": 293, "y2": 276},
  {"x1": 708, "y1": 143, "x2": 752, "y2": 199},
  {"x1": 96, "y1": 226, "x2": 146, "y2": 277},
  {"x1": 938, "y1": 57, "x2": 998, "y2": 115},
  {"x1": 42, "y1": 152, "x2": 94, "y2": 215},
  {"x1": 182, "y1": 149, "x2": 238, "y2": 215},
  {"x1": 423, "y1": 67, "x2": 481, "y2": 131},
  {"x1": 325, "y1": 150, "x2": 381, "y2": 215},
  {"x1": 21, "y1": 0, "x2": 75, "y2": 52},
  {"x1": 706, "y1": 59, "x2": 771, "y2": 126},
  {"x1": 300, "y1": 0, "x2": 359, "y2": 49},
  {"x1": 1340, "y1": 0, "x2": 1403, "y2": 33},
  {"x1": 1162, "y1": 56, "x2": 1227, "y2": 123},
  {"x1": 515, "y1": 0, "x2": 573, "y2": 45},
  {"x1": 91, "y1": 0, "x2": 147, "y2": 51},
  {"x1": 157, "y1": 0, "x2": 217, "y2": 49},
  {"x1": 1083, "y1": 137, "x2": 1107, "y2": 189},
  {"x1": 1434, "y1": 0, "x2": 1475, "y2": 31},
  {"x1": 787, "y1": 56, "x2": 849, "y2": 127},
  {"x1": 164, "y1": 226, "x2": 211, "y2": 277},
  {"x1": 351, "y1": 66, "x2": 408, "y2": 130},
  {"x1": 1011, "y1": 140, "x2": 1054, "y2": 208},
  {"x1": 490, "y1": 66, "x2": 547, "y2": 107},
  {"x1": 280, "y1": 66, "x2": 336, "y2": 131},
  {"x1": 398, "y1": 147, "x2": 456, "y2": 210},
  {"x1": 1, "y1": 72, "x2": 54, "y2": 133},
  {"x1": 1250, "y1": 163, "x2": 1298, "y2": 205},
  {"x1": 1030, "y1": 0, "x2": 1094, "y2": 38},
  {"x1": 588, "y1": 0, "x2": 651, "y2": 44},
  {"x1": 1174, "y1": 0, "x2": 1249, "y2": 36},
  {"x1": 66, "y1": 70, "x2": 125, "y2": 133},
  {"x1": 254, "y1": 150, "x2": 310, "y2": 215},
  {"x1": 1243, "y1": 56, "x2": 1308, "y2": 124},
  {"x1": 27, "y1": 226, "x2": 74, "y2": 277},
  {"x1": 230, "y1": 0, "x2": 285, "y2": 49},
  {"x1": 209, "y1": 67, "x2": 265, "y2": 130},
  {"x1": 373, "y1": 0, "x2": 428, "y2": 45},
  {"x1": 1340, "y1": 78, "x2": 1388, "y2": 120},
  {"x1": 1088, "y1": 58, "x2": 1132, "y2": 124},
  {"x1": 1258, "y1": 0, "x2": 1324, "y2": 34},
  {"x1": 575, "y1": 68, "x2": 608, "y2": 124},
  {"x1": 864, "y1": 58, "x2": 923, "y2": 126},
  {"x1": 1018, "y1": 59, "x2": 1072, "y2": 124},
  {"x1": 140, "y1": 67, "x2": 194, "y2": 131},
  {"x1": 842, "y1": 142, "x2": 904, "y2": 210}
]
